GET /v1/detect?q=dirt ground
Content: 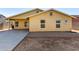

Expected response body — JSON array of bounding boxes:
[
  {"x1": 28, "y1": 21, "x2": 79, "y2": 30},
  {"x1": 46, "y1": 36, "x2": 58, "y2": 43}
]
[{"x1": 13, "y1": 32, "x2": 79, "y2": 51}]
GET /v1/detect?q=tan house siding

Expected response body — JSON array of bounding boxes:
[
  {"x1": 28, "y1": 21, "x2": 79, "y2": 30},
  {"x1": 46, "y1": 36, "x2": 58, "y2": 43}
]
[
  {"x1": 29, "y1": 11, "x2": 72, "y2": 32},
  {"x1": 14, "y1": 19, "x2": 28, "y2": 29}
]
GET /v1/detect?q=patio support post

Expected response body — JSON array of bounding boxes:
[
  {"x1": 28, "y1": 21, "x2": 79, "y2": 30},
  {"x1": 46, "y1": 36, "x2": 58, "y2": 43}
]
[{"x1": 8, "y1": 19, "x2": 10, "y2": 30}]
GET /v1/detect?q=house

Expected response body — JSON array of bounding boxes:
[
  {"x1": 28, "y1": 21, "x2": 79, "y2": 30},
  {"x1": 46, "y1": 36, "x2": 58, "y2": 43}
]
[
  {"x1": 7, "y1": 8, "x2": 43, "y2": 30},
  {"x1": 0, "y1": 14, "x2": 6, "y2": 30},
  {"x1": 72, "y1": 15, "x2": 79, "y2": 30},
  {"x1": 7, "y1": 8, "x2": 75, "y2": 32}
]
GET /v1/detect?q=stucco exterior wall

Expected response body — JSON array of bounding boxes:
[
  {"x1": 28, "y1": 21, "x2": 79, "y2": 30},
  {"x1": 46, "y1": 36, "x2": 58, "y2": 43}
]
[
  {"x1": 14, "y1": 19, "x2": 28, "y2": 29},
  {"x1": 9, "y1": 19, "x2": 29, "y2": 29},
  {"x1": 29, "y1": 11, "x2": 72, "y2": 32}
]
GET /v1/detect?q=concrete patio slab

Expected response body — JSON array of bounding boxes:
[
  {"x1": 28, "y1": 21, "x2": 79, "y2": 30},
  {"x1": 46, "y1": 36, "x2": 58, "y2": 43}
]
[{"x1": 0, "y1": 30, "x2": 28, "y2": 51}]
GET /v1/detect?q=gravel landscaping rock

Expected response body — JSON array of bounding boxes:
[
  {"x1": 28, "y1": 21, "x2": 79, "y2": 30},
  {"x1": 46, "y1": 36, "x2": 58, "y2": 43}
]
[{"x1": 13, "y1": 32, "x2": 79, "y2": 51}]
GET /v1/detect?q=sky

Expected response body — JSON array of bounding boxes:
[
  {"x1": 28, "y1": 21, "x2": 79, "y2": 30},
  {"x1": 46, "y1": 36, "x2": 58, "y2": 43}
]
[{"x1": 0, "y1": 8, "x2": 79, "y2": 17}]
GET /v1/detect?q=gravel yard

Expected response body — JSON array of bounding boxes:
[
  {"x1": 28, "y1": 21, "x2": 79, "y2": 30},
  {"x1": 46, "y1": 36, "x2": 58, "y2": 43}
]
[{"x1": 13, "y1": 32, "x2": 79, "y2": 51}]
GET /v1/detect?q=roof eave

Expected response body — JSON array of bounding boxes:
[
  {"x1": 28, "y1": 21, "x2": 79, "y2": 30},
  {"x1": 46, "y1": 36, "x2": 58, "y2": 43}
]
[
  {"x1": 7, "y1": 8, "x2": 44, "y2": 19},
  {"x1": 28, "y1": 9, "x2": 76, "y2": 19}
]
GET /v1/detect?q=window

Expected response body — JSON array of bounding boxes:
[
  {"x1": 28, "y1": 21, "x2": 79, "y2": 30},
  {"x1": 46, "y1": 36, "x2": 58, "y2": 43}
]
[
  {"x1": 56, "y1": 20, "x2": 61, "y2": 23},
  {"x1": 50, "y1": 12, "x2": 53, "y2": 16},
  {"x1": 41, "y1": 24, "x2": 45, "y2": 28},
  {"x1": 40, "y1": 20, "x2": 45, "y2": 28},
  {"x1": 15, "y1": 21, "x2": 19, "y2": 27},
  {"x1": 41, "y1": 20, "x2": 45, "y2": 23},
  {"x1": 24, "y1": 22, "x2": 28, "y2": 27},
  {"x1": 56, "y1": 20, "x2": 61, "y2": 28},
  {"x1": 56, "y1": 24, "x2": 60, "y2": 28}
]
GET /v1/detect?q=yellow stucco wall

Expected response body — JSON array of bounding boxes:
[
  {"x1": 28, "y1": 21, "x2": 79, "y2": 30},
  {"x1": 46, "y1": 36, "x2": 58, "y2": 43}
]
[
  {"x1": 9, "y1": 19, "x2": 29, "y2": 29},
  {"x1": 29, "y1": 11, "x2": 72, "y2": 32},
  {"x1": 14, "y1": 19, "x2": 28, "y2": 29}
]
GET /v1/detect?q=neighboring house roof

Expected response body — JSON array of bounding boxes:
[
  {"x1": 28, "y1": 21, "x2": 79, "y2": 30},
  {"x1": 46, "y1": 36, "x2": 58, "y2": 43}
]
[
  {"x1": 73, "y1": 15, "x2": 79, "y2": 18},
  {"x1": 72, "y1": 15, "x2": 79, "y2": 22},
  {"x1": 28, "y1": 8, "x2": 76, "y2": 19},
  {"x1": 7, "y1": 8, "x2": 44, "y2": 19}
]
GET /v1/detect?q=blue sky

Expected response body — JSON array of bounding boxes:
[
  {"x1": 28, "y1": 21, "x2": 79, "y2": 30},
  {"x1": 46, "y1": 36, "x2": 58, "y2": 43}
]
[{"x1": 0, "y1": 8, "x2": 79, "y2": 17}]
